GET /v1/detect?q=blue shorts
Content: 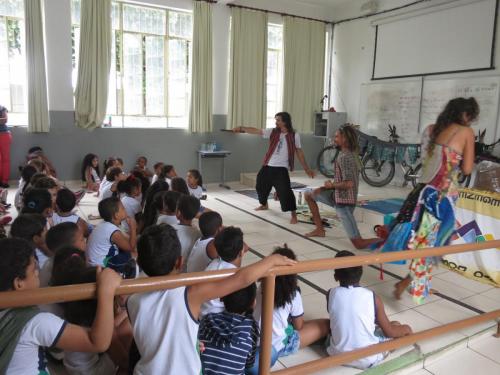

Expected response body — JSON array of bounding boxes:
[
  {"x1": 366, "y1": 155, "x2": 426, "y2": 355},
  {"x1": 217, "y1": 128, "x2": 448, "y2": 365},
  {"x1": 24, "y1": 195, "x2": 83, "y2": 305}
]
[{"x1": 311, "y1": 189, "x2": 361, "y2": 239}]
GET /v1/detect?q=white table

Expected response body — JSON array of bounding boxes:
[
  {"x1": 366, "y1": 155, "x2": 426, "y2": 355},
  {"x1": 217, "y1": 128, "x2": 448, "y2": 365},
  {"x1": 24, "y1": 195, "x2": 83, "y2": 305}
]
[{"x1": 197, "y1": 150, "x2": 231, "y2": 189}]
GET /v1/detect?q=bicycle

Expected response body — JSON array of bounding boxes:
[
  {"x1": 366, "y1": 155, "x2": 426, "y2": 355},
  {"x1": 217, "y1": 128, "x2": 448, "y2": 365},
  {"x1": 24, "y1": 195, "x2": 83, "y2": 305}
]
[{"x1": 317, "y1": 125, "x2": 422, "y2": 188}]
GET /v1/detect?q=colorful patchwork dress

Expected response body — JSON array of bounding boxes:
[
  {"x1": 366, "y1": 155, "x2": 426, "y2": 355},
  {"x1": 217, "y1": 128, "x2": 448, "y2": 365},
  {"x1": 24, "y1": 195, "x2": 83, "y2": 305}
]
[{"x1": 407, "y1": 127, "x2": 463, "y2": 304}]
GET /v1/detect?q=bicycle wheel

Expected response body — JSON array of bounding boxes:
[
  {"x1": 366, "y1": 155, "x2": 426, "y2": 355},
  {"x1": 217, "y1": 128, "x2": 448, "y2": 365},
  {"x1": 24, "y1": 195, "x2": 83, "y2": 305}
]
[
  {"x1": 409, "y1": 163, "x2": 422, "y2": 188},
  {"x1": 317, "y1": 146, "x2": 339, "y2": 178},
  {"x1": 361, "y1": 154, "x2": 395, "y2": 187}
]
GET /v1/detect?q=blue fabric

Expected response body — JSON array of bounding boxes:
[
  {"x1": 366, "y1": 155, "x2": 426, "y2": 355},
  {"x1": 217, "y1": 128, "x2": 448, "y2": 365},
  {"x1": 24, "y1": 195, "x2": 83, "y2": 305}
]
[
  {"x1": 362, "y1": 198, "x2": 404, "y2": 215},
  {"x1": 380, "y1": 222, "x2": 413, "y2": 265},
  {"x1": 199, "y1": 312, "x2": 259, "y2": 375}
]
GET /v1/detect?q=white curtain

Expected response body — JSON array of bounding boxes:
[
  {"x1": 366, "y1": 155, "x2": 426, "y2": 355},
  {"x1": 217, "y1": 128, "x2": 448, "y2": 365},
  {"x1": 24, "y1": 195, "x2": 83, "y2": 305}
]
[
  {"x1": 74, "y1": 0, "x2": 112, "y2": 130},
  {"x1": 228, "y1": 7, "x2": 268, "y2": 129},
  {"x1": 24, "y1": 0, "x2": 50, "y2": 133},
  {"x1": 189, "y1": 1, "x2": 213, "y2": 133},
  {"x1": 283, "y1": 16, "x2": 326, "y2": 133}
]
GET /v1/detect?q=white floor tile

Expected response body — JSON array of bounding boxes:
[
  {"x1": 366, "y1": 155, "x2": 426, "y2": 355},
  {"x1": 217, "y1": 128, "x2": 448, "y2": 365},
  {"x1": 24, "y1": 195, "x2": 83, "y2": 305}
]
[
  {"x1": 434, "y1": 271, "x2": 493, "y2": 294},
  {"x1": 468, "y1": 333, "x2": 500, "y2": 364},
  {"x1": 425, "y1": 347, "x2": 500, "y2": 375}
]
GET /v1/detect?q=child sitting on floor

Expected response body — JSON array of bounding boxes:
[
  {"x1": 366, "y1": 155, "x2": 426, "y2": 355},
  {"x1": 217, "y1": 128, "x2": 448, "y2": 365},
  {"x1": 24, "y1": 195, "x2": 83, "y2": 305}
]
[
  {"x1": 10, "y1": 213, "x2": 51, "y2": 268},
  {"x1": 248, "y1": 246, "x2": 330, "y2": 375},
  {"x1": 117, "y1": 175, "x2": 142, "y2": 233},
  {"x1": 134, "y1": 156, "x2": 153, "y2": 179},
  {"x1": 156, "y1": 191, "x2": 181, "y2": 226},
  {"x1": 125, "y1": 224, "x2": 295, "y2": 375},
  {"x1": 99, "y1": 166, "x2": 125, "y2": 201},
  {"x1": 187, "y1": 211, "x2": 222, "y2": 273},
  {"x1": 21, "y1": 188, "x2": 54, "y2": 227},
  {"x1": 53, "y1": 188, "x2": 92, "y2": 237},
  {"x1": 172, "y1": 194, "x2": 201, "y2": 270},
  {"x1": 200, "y1": 226, "x2": 248, "y2": 316},
  {"x1": 199, "y1": 283, "x2": 260, "y2": 374},
  {"x1": 86, "y1": 197, "x2": 137, "y2": 278},
  {"x1": 0, "y1": 238, "x2": 121, "y2": 375},
  {"x1": 326, "y1": 250, "x2": 412, "y2": 369},
  {"x1": 187, "y1": 169, "x2": 204, "y2": 199},
  {"x1": 81, "y1": 153, "x2": 101, "y2": 192},
  {"x1": 159, "y1": 164, "x2": 177, "y2": 186},
  {"x1": 15, "y1": 165, "x2": 37, "y2": 211}
]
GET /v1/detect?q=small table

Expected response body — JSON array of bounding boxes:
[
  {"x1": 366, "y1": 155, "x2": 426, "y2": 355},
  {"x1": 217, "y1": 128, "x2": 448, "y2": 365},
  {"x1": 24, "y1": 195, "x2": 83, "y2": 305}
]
[{"x1": 197, "y1": 150, "x2": 232, "y2": 189}]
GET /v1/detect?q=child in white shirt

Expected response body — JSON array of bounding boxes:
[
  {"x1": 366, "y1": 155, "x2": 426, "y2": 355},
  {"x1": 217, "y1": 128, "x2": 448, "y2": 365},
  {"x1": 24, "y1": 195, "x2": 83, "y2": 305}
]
[
  {"x1": 15, "y1": 165, "x2": 37, "y2": 211},
  {"x1": 134, "y1": 156, "x2": 153, "y2": 179},
  {"x1": 187, "y1": 211, "x2": 222, "y2": 273},
  {"x1": 117, "y1": 176, "x2": 142, "y2": 233},
  {"x1": 200, "y1": 226, "x2": 248, "y2": 316},
  {"x1": 87, "y1": 197, "x2": 137, "y2": 278},
  {"x1": 326, "y1": 251, "x2": 412, "y2": 369},
  {"x1": 10, "y1": 213, "x2": 50, "y2": 268},
  {"x1": 151, "y1": 162, "x2": 164, "y2": 184},
  {"x1": 81, "y1": 153, "x2": 101, "y2": 192},
  {"x1": 99, "y1": 167, "x2": 125, "y2": 201},
  {"x1": 126, "y1": 224, "x2": 295, "y2": 375},
  {"x1": 187, "y1": 169, "x2": 204, "y2": 199},
  {"x1": 248, "y1": 246, "x2": 330, "y2": 375},
  {"x1": 53, "y1": 188, "x2": 92, "y2": 237},
  {"x1": 156, "y1": 191, "x2": 181, "y2": 226},
  {"x1": 171, "y1": 195, "x2": 201, "y2": 270},
  {"x1": 0, "y1": 237, "x2": 121, "y2": 375}
]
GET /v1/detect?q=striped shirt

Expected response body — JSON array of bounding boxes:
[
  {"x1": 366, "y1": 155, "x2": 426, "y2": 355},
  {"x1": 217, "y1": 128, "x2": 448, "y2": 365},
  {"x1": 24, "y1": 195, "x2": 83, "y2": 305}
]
[
  {"x1": 334, "y1": 151, "x2": 359, "y2": 205},
  {"x1": 199, "y1": 312, "x2": 259, "y2": 375}
]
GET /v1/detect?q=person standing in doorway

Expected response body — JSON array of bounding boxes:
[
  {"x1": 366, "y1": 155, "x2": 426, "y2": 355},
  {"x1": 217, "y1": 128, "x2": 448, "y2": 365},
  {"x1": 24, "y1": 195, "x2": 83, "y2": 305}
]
[
  {"x1": 232, "y1": 112, "x2": 315, "y2": 224},
  {"x1": 0, "y1": 105, "x2": 11, "y2": 188}
]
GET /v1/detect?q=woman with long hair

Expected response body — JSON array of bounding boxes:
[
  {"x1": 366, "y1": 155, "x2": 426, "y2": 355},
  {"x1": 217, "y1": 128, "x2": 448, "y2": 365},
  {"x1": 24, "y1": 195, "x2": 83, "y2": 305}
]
[
  {"x1": 391, "y1": 97, "x2": 478, "y2": 303},
  {"x1": 231, "y1": 112, "x2": 315, "y2": 224}
]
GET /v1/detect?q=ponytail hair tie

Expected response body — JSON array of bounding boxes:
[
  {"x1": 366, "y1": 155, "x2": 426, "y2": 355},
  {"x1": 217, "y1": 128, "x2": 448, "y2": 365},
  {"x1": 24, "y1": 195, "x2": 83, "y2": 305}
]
[{"x1": 27, "y1": 201, "x2": 36, "y2": 209}]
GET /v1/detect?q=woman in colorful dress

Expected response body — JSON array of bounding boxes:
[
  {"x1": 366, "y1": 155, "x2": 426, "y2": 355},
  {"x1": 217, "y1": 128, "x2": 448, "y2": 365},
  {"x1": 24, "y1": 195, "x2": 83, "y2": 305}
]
[{"x1": 392, "y1": 97, "x2": 478, "y2": 303}]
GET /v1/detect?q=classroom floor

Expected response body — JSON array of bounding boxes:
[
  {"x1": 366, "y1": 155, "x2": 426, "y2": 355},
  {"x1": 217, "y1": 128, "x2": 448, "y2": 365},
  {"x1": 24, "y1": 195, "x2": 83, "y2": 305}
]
[{"x1": 5, "y1": 172, "x2": 500, "y2": 374}]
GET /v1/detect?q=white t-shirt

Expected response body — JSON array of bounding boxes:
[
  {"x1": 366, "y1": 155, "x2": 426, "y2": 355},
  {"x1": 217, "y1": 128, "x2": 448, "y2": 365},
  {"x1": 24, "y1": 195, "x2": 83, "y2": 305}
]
[
  {"x1": 4, "y1": 311, "x2": 66, "y2": 375},
  {"x1": 86, "y1": 221, "x2": 120, "y2": 266},
  {"x1": 171, "y1": 223, "x2": 201, "y2": 271},
  {"x1": 254, "y1": 289, "x2": 304, "y2": 352},
  {"x1": 151, "y1": 174, "x2": 159, "y2": 184},
  {"x1": 121, "y1": 195, "x2": 141, "y2": 233},
  {"x1": 52, "y1": 212, "x2": 80, "y2": 225},
  {"x1": 200, "y1": 259, "x2": 237, "y2": 316},
  {"x1": 90, "y1": 168, "x2": 101, "y2": 184},
  {"x1": 14, "y1": 178, "x2": 25, "y2": 210},
  {"x1": 127, "y1": 287, "x2": 200, "y2": 375},
  {"x1": 326, "y1": 286, "x2": 382, "y2": 369},
  {"x1": 99, "y1": 179, "x2": 113, "y2": 201},
  {"x1": 188, "y1": 185, "x2": 203, "y2": 199},
  {"x1": 262, "y1": 128, "x2": 301, "y2": 169},
  {"x1": 186, "y1": 237, "x2": 214, "y2": 273},
  {"x1": 64, "y1": 352, "x2": 115, "y2": 375},
  {"x1": 156, "y1": 214, "x2": 178, "y2": 226},
  {"x1": 35, "y1": 248, "x2": 49, "y2": 269}
]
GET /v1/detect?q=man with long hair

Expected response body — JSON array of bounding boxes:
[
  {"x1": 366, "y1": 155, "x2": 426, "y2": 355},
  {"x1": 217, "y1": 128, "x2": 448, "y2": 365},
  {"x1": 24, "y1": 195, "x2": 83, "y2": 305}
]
[
  {"x1": 232, "y1": 112, "x2": 314, "y2": 224},
  {"x1": 303, "y1": 124, "x2": 381, "y2": 249}
]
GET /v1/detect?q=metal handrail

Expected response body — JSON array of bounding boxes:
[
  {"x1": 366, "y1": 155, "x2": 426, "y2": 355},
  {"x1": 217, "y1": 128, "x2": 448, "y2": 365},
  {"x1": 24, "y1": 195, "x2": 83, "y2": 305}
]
[{"x1": 1, "y1": 240, "x2": 499, "y2": 375}]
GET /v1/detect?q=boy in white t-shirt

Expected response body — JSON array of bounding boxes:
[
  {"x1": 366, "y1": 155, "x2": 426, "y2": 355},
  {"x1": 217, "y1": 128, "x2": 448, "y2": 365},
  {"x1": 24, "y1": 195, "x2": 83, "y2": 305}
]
[
  {"x1": 151, "y1": 162, "x2": 164, "y2": 185},
  {"x1": 126, "y1": 224, "x2": 295, "y2": 375},
  {"x1": 99, "y1": 167, "x2": 125, "y2": 201},
  {"x1": 52, "y1": 188, "x2": 92, "y2": 237},
  {"x1": 186, "y1": 211, "x2": 222, "y2": 273},
  {"x1": 200, "y1": 226, "x2": 248, "y2": 316},
  {"x1": 87, "y1": 197, "x2": 137, "y2": 278},
  {"x1": 171, "y1": 195, "x2": 201, "y2": 271},
  {"x1": 156, "y1": 190, "x2": 180, "y2": 226},
  {"x1": 10, "y1": 213, "x2": 51, "y2": 268},
  {"x1": 326, "y1": 251, "x2": 412, "y2": 369},
  {"x1": 0, "y1": 237, "x2": 121, "y2": 375}
]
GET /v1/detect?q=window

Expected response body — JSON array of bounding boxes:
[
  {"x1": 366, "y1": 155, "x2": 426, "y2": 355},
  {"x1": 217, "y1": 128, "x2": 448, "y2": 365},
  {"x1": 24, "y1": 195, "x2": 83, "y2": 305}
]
[
  {"x1": 0, "y1": 0, "x2": 26, "y2": 125},
  {"x1": 71, "y1": 0, "x2": 192, "y2": 128},
  {"x1": 266, "y1": 24, "x2": 283, "y2": 128}
]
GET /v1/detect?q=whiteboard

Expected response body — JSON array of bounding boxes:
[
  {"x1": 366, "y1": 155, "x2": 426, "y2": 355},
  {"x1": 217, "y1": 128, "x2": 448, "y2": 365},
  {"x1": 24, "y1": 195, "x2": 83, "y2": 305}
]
[
  {"x1": 420, "y1": 76, "x2": 500, "y2": 143},
  {"x1": 359, "y1": 80, "x2": 422, "y2": 142}
]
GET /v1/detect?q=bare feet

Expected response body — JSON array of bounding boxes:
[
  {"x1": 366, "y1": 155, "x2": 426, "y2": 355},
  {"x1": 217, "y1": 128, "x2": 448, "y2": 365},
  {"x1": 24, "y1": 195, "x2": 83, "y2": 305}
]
[
  {"x1": 290, "y1": 213, "x2": 298, "y2": 224},
  {"x1": 254, "y1": 204, "x2": 268, "y2": 211},
  {"x1": 305, "y1": 228, "x2": 326, "y2": 237},
  {"x1": 393, "y1": 277, "x2": 411, "y2": 300}
]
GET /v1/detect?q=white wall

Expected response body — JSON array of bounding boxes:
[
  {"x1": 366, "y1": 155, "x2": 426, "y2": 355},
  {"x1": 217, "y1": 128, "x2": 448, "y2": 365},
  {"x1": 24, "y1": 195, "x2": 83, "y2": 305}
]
[{"x1": 330, "y1": 0, "x2": 500, "y2": 129}]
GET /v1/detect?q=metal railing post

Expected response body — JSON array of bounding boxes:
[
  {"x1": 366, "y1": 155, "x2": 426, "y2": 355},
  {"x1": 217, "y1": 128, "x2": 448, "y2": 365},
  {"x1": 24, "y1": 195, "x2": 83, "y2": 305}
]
[
  {"x1": 259, "y1": 275, "x2": 276, "y2": 375},
  {"x1": 494, "y1": 320, "x2": 500, "y2": 338}
]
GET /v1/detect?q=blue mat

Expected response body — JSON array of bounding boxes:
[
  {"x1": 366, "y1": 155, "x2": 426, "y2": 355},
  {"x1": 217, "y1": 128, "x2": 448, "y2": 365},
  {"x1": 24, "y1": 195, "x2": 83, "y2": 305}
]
[{"x1": 360, "y1": 198, "x2": 404, "y2": 215}]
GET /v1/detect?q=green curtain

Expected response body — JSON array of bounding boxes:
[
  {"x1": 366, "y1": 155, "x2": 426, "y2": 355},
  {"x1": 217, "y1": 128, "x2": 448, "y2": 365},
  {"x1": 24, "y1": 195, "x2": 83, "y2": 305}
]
[
  {"x1": 24, "y1": 0, "x2": 50, "y2": 133},
  {"x1": 228, "y1": 7, "x2": 267, "y2": 129},
  {"x1": 283, "y1": 16, "x2": 326, "y2": 133},
  {"x1": 74, "y1": 0, "x2": 111, "y2": 130},
  {"x1": 189, "y1": 1, "x2": 213, "y2": 133}
]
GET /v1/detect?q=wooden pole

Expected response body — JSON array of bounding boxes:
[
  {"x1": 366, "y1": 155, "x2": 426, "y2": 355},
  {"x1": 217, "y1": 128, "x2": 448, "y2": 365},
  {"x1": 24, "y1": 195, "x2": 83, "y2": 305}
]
[
  {"x1": 494, "y1": 320, "x2": 500, "y2": 338},
  {"x1": 274, "y1": 310, "x2": 500, "y2": 375},
  {"x1": 259, "y1": 276, "x2": 276, "y2": 375},
  {"x1": 0, "y1": 240, "x2": 499, "y2": 309}
]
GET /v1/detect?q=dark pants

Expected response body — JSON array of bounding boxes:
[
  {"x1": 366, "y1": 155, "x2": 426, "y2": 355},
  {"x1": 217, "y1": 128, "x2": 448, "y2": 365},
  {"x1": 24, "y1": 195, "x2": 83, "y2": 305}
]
[{"x1": 256, "y1": 166, "x2": 296, "y2": 212}]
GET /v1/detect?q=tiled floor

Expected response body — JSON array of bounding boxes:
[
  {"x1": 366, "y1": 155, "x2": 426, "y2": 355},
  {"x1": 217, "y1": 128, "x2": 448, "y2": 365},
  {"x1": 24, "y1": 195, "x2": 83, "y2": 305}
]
[{"x1": 4, "y1": 172, "x2": 499, "y2": 374}]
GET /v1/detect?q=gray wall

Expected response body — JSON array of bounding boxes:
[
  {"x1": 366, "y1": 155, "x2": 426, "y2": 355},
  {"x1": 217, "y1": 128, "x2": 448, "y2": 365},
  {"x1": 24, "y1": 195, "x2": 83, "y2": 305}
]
[{"x1": 10, "y1": 112, "x2": 324, "y2": 183}]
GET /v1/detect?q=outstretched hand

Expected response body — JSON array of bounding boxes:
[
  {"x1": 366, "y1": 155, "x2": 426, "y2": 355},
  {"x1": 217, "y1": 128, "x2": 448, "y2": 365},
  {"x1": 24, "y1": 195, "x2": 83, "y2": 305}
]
[{"x1": 306, "y1": 168, "x2": 315, "y2": 178}]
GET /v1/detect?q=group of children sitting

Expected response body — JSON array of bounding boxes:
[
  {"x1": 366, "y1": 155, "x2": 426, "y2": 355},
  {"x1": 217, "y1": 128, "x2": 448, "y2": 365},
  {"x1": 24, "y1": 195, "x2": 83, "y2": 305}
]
[{"x1": 0, "y1": 150, "x2": 413, "y2": 375}]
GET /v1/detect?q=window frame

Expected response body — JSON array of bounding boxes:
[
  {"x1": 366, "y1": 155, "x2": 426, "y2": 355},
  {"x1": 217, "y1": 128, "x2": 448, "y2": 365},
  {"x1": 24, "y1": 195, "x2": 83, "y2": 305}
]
[{"x1": 266, "y1": 23, "x2": 284, "y2": 129}]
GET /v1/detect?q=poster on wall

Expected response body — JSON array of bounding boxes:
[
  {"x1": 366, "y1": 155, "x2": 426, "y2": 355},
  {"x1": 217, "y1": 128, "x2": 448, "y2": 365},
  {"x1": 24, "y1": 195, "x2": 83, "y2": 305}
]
[{"x1": 444, "y1": 188, "x2": 500, "y2": 287}]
